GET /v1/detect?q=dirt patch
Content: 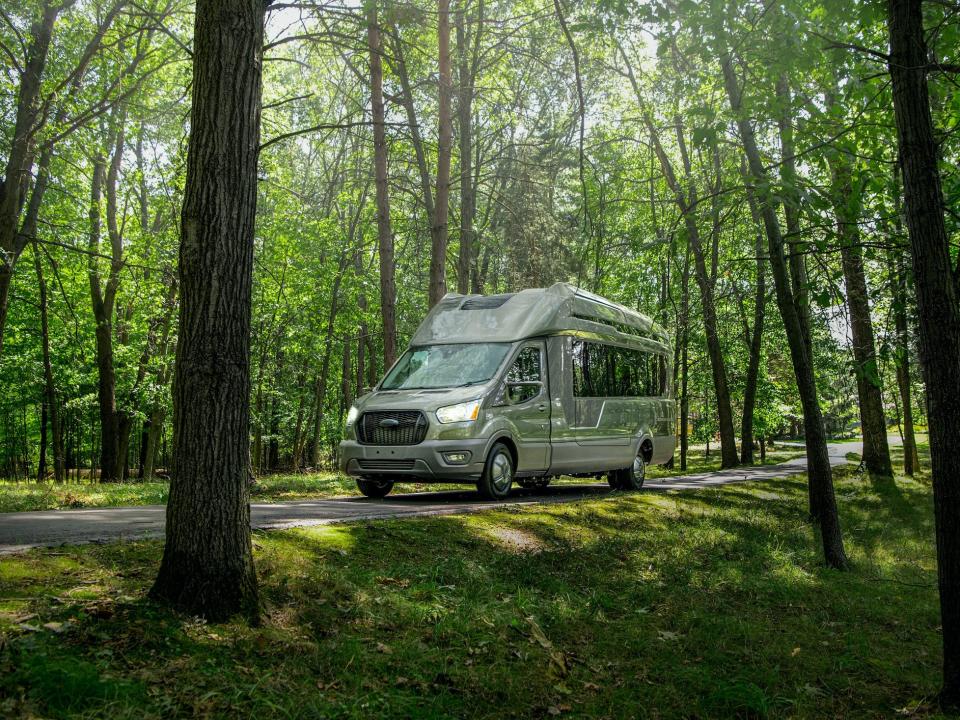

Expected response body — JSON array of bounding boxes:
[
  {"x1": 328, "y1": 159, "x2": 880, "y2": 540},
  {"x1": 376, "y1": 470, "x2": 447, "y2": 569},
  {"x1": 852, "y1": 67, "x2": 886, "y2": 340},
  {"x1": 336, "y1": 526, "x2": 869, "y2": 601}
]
[{"x1": 481, "y1": 526, "x2": 545, "y2": 553}]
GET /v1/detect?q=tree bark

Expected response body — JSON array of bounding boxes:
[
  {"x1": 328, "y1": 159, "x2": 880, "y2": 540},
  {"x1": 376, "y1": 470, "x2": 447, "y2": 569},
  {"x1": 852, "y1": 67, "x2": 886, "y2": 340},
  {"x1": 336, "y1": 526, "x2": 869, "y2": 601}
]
[
  {"x1": 33, "y1": 243, "x2": 64, "y2": 482},
  {"x1": 0, "y1": 3, "x2": 64, "y2": 355},
  {"x1": 889, "y1": 232, "x2": 920, "y2": 475},
  {"x1": 740, "y1": 173, "x2": 766, "y2": 465},
  {"x1": 722, "y1": 52, "x2": 848, "y2": 570},
  {"x1": 645, "y1": 116, "x2": 738, "y2": 468},
  {"x1": 367, "y1": 4, "x2": 397, "y2": 368},
  {"x1": 775, "y1": 77, "x2": 813, "y2": 363},
  {"x1": 827, "y1": 137, "x2": 893, "y2": 481},
  {"x1": 679, "y1": 245, "x2": 690, "y2": 471},
  {"x1": 887, "y1": 0, "x2": 960, "y2": 705},
  {"x1": 150, "y1": 0, "x2": 268, "y2": 623},
  {"x1": 455, "y1": 1, "x2": 482, "y2": 295},
  {"x1": 87, "y1": 157, "x2": 122, "y2": 482},
  {"x1": 431, "y1": 0, "x2": 453, "y2": 306}
]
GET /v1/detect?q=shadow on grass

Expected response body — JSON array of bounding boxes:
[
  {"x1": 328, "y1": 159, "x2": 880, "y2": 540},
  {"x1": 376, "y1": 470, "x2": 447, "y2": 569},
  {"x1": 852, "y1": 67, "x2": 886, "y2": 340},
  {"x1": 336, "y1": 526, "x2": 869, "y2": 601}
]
[{"x1": 0, "y1": 467, "x2": 944, "y2": 719}]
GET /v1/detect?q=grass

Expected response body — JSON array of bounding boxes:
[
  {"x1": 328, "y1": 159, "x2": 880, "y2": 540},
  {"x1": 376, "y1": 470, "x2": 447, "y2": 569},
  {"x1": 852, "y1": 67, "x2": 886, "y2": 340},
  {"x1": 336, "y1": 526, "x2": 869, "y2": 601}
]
[
  {"x1": 0, "y1": 443, "x2": 807, "y2": 513},
  {"x1": 0, "y1": 443, "x2": 947, "y2": 719}
]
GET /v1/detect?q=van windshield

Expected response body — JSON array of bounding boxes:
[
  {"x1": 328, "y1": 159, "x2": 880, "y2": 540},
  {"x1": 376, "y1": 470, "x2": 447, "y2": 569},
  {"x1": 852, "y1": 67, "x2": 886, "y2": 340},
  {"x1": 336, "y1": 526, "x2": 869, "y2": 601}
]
[{"x1": 380, "y1": 343, "x2": 511, "y2": 390}]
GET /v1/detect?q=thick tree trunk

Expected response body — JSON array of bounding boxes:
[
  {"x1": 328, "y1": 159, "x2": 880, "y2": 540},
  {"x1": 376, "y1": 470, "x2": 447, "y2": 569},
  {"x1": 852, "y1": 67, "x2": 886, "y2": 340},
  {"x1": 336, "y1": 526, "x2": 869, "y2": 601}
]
[
  {"x1": 367, "y1": 5, "x2": 397, "y2": 368},
  {"x1": 722, "y1": 52, "x2": 848, "y2": 570},
  {"x1": 828, "y1": 145, "x2": 893, "y2": 481},
  {"x1": 887, "y1": 0, "x2": 960, "y2": 705},
  {"x1": 150, "y1": 0, "x2": 267, "y2": 622},
  {"x1": 430, "y1": 0, "x2": 453, "y2": 306}
]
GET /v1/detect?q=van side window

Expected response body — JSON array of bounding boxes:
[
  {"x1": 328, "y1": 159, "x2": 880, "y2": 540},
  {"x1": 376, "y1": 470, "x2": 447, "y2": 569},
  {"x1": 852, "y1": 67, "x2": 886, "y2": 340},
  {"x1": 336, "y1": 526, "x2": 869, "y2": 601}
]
[
  {"x1": 573, "y1": 340, "x2": 666, "y2": 397},
  {"x1": 507, "y1": 346, "x2": 541, "y2": 382}
]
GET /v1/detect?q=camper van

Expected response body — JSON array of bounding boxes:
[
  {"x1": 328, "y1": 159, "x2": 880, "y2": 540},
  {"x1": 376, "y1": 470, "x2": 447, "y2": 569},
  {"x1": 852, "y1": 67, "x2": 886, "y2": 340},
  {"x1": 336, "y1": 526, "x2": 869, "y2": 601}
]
[{"x1": 339, "y1": 283, "x2": 675, "y2": 499}]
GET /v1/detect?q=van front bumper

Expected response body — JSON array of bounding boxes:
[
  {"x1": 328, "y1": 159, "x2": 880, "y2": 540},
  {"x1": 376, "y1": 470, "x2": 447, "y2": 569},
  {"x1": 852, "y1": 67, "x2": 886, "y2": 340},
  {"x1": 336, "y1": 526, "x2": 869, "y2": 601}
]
[{"x1": 339, "y1": 438, "x2": 489, "y2": 482}]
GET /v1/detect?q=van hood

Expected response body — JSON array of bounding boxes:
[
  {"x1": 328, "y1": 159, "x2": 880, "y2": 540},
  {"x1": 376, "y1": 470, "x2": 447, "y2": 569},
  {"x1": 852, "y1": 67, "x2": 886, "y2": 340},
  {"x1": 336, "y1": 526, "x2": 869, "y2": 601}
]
[{"x1": 356, "y1": 384, "x2": 493, "y2": 413}]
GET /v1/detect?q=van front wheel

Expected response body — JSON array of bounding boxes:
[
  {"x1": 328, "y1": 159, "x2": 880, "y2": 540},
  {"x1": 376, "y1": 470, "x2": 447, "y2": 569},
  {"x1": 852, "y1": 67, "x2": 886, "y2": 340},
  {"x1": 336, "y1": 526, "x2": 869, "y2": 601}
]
[
  {"x1": 356, "y1": 477, "x2": 394, "y2": 498},
  {"x1": 478, "y1": 443, "x2": 514, "y2": 500},
  {"x1": 610, "y1": 451, "x2": 646, "y2": 491}
]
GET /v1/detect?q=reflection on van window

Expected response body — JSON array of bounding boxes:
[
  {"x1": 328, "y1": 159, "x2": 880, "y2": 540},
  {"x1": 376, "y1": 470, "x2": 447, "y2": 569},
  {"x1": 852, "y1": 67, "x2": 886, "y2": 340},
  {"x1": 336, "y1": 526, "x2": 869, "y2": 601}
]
[
  {"x1": 381, "y1": 343, "x2": 511, "y2": 390},
  {"x1": 507, "y1": 346, "x2": 541, "y2": 382},
  {"x1": 572, "y1": 340, "x2": 667, "y2": 397}
]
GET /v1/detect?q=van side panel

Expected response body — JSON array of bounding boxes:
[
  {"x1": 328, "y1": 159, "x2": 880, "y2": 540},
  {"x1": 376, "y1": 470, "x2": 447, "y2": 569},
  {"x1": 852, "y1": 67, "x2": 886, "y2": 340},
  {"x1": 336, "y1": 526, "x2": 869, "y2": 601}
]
[{"x1": 543, "y1": 335, "x2": 588, "y2": 474}]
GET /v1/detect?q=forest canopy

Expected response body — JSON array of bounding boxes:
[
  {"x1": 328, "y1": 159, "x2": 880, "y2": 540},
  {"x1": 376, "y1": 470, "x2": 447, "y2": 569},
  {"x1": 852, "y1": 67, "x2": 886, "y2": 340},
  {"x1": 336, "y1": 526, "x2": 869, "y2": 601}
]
[{"x1": 0, "y1": 0, "x2": 955, "y2": 483}]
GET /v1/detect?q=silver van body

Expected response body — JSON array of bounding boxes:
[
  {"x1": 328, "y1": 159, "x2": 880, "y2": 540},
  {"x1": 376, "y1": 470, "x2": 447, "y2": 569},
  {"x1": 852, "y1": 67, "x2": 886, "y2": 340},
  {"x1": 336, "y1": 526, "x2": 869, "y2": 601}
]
[{"x1": 339, "y1": 283, "x2": 675, "y2": 493}]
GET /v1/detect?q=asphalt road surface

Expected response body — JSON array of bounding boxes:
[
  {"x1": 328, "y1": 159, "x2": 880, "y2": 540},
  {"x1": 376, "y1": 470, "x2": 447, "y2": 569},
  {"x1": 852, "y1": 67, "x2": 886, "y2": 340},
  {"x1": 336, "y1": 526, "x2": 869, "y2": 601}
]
[{"x1": 0, "y1": 441, "x2": 867, "y2": 555}]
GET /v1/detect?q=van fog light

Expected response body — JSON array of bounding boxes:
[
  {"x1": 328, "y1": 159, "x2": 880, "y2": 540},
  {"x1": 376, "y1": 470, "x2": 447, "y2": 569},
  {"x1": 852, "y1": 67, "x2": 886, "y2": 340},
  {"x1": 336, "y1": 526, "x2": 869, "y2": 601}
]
[{"x1": 442, "y1": 451, "x2": 471, "y2": 465}]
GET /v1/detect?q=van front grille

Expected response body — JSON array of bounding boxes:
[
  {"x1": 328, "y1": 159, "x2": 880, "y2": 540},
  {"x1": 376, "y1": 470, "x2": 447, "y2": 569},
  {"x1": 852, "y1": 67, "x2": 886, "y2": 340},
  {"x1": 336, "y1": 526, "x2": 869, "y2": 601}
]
[
  {"x1": 357, "y1": 459, "x2": 416, "y2": 471},
  {"x1": 357, "y1": 411, "x2": 428, "y2": 446}
]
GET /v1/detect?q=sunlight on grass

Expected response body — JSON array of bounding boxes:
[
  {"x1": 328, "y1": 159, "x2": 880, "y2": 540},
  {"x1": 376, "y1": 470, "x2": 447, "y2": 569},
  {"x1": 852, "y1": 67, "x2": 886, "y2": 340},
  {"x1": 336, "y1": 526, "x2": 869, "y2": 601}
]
[{"x1": 0, "y1": 458, "x2": 945, "y2": 719}]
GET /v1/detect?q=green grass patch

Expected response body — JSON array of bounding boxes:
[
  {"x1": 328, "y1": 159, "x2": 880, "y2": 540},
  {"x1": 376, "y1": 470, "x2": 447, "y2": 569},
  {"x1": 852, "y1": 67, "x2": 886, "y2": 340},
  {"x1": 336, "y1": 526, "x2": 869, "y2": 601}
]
[
  {"x1": 0, "y1": 444, "x2": 808, "y2": 513},
  {"x1": 0, "y1": 459, "x2": 946, "y2": 718}
]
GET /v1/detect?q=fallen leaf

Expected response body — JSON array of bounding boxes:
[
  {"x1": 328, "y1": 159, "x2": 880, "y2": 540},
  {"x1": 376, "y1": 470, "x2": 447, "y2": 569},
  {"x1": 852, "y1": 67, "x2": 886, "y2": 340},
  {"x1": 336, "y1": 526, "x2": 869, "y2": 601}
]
[{"x1": 375, "y1": 642, "x2": 392, "y2": 654}]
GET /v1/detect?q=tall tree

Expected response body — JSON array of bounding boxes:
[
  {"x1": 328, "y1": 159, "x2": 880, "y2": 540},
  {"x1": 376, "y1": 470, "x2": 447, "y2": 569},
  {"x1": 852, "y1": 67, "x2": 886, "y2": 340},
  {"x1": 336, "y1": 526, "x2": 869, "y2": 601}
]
[
  {"x1": 431, "y1": 0, "x2": 454, "y2": 306},
  {"x1": 721, "y1": 49, "x2": 848, "y2": 569},
  {"x1": 150, "y1": 0, "x2": 269, "y2": 622},
  {"x1": 886, "y1": 0, "x2": 960, "y2": 705},
  {"x1": 367, "y1": 2, "x2": 397, "y2": 368}
]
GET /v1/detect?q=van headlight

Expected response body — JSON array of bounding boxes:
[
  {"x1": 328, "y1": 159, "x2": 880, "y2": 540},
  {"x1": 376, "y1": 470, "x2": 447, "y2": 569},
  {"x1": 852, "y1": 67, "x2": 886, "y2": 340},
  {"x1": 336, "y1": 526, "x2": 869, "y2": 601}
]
[
  {"x1": 436, "y1": 399, "x2": 481, "y2": 424},
  {"x1": 345, "y1": 405, "x2": 360, "y2": 426}
]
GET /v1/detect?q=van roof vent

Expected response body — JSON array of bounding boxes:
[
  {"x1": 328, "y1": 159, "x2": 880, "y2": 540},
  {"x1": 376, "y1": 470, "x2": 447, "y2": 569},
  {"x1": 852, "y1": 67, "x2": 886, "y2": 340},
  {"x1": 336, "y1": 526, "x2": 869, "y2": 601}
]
[{"x1": 460, "y1": 293, "x2": 514, "y2": 310}]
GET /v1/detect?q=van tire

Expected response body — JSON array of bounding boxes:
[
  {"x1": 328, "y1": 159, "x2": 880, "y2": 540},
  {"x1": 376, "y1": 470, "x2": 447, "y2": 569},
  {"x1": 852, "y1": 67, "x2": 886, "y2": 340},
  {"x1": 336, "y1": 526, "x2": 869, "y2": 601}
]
[
  {"x1": 356, "y1": 477, "x2": 394, "y2": 498},
  {"x1": 611, "y1": 451, "x2": 646, "y2": 491},
  {"x1": 477, "y1": 443, "x2": 514, "y2": 500}
]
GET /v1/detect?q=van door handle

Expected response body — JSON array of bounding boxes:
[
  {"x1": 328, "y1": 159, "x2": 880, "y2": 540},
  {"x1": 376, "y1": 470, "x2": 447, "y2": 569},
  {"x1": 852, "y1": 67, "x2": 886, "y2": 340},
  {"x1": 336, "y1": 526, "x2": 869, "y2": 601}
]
[{"x1": 537, "y1": 404, "x2": 547, "y2": 412}]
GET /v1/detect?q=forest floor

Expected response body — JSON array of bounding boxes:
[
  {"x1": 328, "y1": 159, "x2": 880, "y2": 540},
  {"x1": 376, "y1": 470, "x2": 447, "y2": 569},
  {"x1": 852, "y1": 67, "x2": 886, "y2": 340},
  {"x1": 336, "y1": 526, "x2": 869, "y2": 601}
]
[
  {"x1": 0, "y1": 443, "x2": 947, "y2": 719},
  {"x1": 0, "y1": 444, "x2": 809, "y2": 513}
]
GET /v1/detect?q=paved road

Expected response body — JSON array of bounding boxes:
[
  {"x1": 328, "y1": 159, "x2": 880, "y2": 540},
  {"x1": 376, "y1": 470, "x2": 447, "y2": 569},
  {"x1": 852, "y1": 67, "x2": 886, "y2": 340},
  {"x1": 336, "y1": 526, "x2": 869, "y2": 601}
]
[{"x1": 0, "y1": 441, "x2": 866, "y2": 556}]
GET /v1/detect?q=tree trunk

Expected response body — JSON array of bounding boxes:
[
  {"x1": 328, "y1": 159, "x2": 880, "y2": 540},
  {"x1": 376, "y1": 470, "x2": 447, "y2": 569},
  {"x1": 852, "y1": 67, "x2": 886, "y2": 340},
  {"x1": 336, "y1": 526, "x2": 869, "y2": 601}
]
[
  {"x1": 455, "y1": 3, "x2": 481, "y2": 295},
  {"x1": 0, "y1": 3, "x2": 63, "y2": 355},
  {"x1": 143, "y1": 407, "x2": 165, "y2": 480},
  {"x1": 86, "y1": 157, "x2": 122, "y2": 482},
  {"x1": 645, "y1": 116, "x2": 738, "y2": 468},
  {"x1": 311, "y1": 259, "x2": 344, "y2": 468},
  {"x1": 679, "y1": 246, "x2": 690, "y2": 471},
  {"x1": 150, "y1": 0, "x2": 268, "y2": 623},
  {"x1": 775, "y1": 77, "x2": 814, "y2": 363},
  {"x1": 740, "y1": 178, "x2": 766, "y2": 465},
  {"x1": 827, "y1": 140, "x2": 893, "y2": 482},
  {"x1": 33, "y1": 242, "x2": 64, "y2": 482},
  {"x1": 889, "y1": 238, "x2": 920, "y2": 475},
  {"x1": 887, "y1": 0, "x2": 960, "y2": 704},
  {"x1": 722, "y1": 52, "x2": 848, "y2": 570},
  {"x1": 431, "y1": 0, "x2": 453, "y2": 306},
  {"x1": 367, "y1": 4, "x2": 397, "y2": 368}
]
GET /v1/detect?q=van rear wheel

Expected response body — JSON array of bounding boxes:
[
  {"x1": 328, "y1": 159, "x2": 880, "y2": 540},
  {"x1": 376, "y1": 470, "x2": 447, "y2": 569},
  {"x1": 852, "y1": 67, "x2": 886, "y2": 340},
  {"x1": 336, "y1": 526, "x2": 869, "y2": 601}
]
[
  {"x1": 477, "y1": 442, "x2": 514, "y2": 500},
  {"x1": 356, "y1": 477, "x2": 394, "y2": 498},
  {"x1": 610, "y1": 451, "x2": 646, "y2": 491}
]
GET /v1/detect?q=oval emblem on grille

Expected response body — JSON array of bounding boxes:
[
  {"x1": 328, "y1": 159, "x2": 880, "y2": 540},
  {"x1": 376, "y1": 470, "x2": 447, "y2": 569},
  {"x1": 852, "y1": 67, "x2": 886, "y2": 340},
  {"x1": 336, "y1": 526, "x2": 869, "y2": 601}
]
[{"x1": 379, "y1": 418, "x2": 400, "y2": 428}]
